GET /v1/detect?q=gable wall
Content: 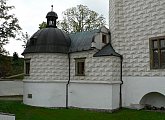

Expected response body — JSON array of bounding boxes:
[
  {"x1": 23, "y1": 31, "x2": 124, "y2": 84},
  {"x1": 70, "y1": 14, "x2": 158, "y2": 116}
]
[
  {"x1": 92, "y1": 27, "x2": 110, "y2": 50},
  {"x1": 109, "y1": 0, "x2": 165, "y2": 77}
]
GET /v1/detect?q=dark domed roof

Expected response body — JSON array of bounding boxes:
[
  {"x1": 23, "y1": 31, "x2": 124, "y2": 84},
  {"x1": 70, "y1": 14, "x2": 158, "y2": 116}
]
[
  {"x1": 22, "y1": 28, "x2": 71, "y2": 54},
  {"x1": 46, "y1": 11, "x2": 58, "y2": 19}
]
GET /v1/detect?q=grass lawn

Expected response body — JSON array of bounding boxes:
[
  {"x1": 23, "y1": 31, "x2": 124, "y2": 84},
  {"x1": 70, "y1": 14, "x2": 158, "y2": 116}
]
[{"x1": 0, "y1": 100, "x2": 165, "y2": 120}]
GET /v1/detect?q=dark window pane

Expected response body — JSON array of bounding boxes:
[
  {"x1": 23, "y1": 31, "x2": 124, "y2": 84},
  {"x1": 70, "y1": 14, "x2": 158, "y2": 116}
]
[
  {"x1": 161, "y1": 49, "x2": 165, "y2": 68},
  {"x1": 160, "y1": 39, "x2": 165, "y2": 48},
  {"x1": 75, "y1": 58, "x2": 85, "y2": 76},
  {"x1": 102, "y1": 35, "x2": 107, "y2": 44},
  {"x1": 27, "y1": 94, "x2": 32, "y2": 99},
  {"x1": 26, "y1": 62, "x2": 30, "y2": 75},
  {"x1": 153, "y1": 50, "x2": 159, "y2": 68},
  {"x1": 77, "y1": 62, "x2": 84, "y2": 75},
  {"x1": 153, "y1": 40, "x2": 158, "y2": 48}
]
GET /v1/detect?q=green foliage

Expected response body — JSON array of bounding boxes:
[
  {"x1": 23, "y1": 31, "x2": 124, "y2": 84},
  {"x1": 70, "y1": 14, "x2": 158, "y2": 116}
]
[
  {"x1": 59, "y1": 4, "x2": 106, "y2": 33},
  {"x1": 39, "y1": 21, "x2": 47, "y2": 29},
  {"x1": 0, "y1": 54, "x2": 24, "y2": 78},
  {"x1": 20, "y1": 32, "x2": 30, "y2": 48},
  {"x1": 0, "y1": 100, "x2": 165, "y2": 120},
  {"x1": 0, "y1": 55, "x2": 12, "y2": 78},
  {"x1": 39, "y1": 5, "x2": 106, "y2": 33},
  {"x1": 12, "y1": 52, "x2": 18, "y2": 61},
  {"x1": 0, "y1": 0, "x2": 21, "y2": 54}
]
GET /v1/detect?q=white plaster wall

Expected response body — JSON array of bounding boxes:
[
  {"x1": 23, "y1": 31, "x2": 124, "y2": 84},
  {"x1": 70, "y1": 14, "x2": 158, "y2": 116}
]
[
  {"x1": 0, "y1": 81, "x2": 23, "y2": 96},
  {"x1": 122, "y1": 77, "x2": 165, "y2": 107},
  {"x1": 23, "y1": 51, "x2": 121, "y2": 109},
  {"x1": 109, "y1": 0, "x2": 124, "y2": 50},
  {"x1": 23, "y1": 80, "x2": 67, "y2": 107},
  {"x1": 69, "y1": 50, "x2": 121, "y2": 110},
  {"x1": 24, "y1": 53, "x2": 69, "y2": 81},
  {"x1": 70, "y1": 50, "x2": 121, "y2": 82},
  {"x1": 68, "y1": 81, "x2": 121, "y2": 110},
  {"x1": 109, "y1": 0, "x2": 165, "y2": 77},
  {"x1": 112, "y1": 84, "x2": 120, "y2": 109},
  {"x1": 23, "y1": 53, "x2": 68, "y2": 107},
  {"x1": 0, "y1": 113, "x2": 15, "y2": 120},
  {"x1": 109, "y1": 0, "x2": 116, "y2": 41}
]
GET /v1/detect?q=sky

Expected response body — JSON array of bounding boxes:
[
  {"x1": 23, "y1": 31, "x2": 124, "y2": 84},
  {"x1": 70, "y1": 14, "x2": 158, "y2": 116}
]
[{"x1": 4, "y1": 0, "x2": 109, "y2": 57}]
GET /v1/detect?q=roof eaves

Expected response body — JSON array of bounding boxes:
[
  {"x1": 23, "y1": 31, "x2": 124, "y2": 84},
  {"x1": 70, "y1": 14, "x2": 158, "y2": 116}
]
[{"x1": 93, "y1": 44, "x2": 122, "y2": 57}]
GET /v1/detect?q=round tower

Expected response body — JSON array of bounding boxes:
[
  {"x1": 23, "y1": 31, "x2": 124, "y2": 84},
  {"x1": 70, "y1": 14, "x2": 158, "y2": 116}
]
[{"x1": 22, "y1": 6, "x2": 70, "y2": 107}]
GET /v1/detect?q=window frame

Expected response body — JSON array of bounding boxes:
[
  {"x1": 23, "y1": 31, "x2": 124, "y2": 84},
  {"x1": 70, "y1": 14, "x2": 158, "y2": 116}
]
[
  {"x1": 150, "y1": 36, "x2": 165, "y2": 69},
  {"x1": 27, "y1": 94, "x2": 32, "y2": 99},
  {"x1": 25, "y1": 59, "x2": 31, "y2": 76},
  {"x1": 75, "y1": 58, "x2": 86, "y2": 76}
]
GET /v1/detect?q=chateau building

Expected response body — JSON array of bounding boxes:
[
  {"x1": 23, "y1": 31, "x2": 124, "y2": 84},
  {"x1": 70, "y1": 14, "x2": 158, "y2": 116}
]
[{"x1": 22, "y1": 0, "x2": 165, "y2": 110}]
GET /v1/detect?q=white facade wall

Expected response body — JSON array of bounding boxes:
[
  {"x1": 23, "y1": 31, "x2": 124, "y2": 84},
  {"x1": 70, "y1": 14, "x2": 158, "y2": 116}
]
[
  {"x1": 69, "y1": 81, "x2": 120, "y2": 110},
  {"x1": 109, "y1": 0, "x2": 123, "y2": 46},
  {"x1": 24, "y1": 53, "x2": 69, "y2": 81},
  {"x1": 0, "y1": 113, "x2": 15, "y2": 120},
  {"x1": 122, "y1": 77, "x2": 165, "y2": 107},
  {"x1": 23, "y1": 80, "x2": 67, "y2": 107},
  {"x1": 23, "y1": 51, "x2": 122, "y2": 110},
  {"x1": 109, "y1": 0, "x2": 165, "y2": 107},
  {"x1": 0, "y1": 81, "x2": 23, "y2": 96},
  {"x1": 109, "y1": 0, "x2": 165, "y2": 77},
  {"x1": 69, "y1": 50, "x2": 121, "y2": 110},
  {"x1": 70, "y1": 50, "x2": 121, "y2": 82},
  {"x1": 23, "y1": 53, "x2": 69, "y2": 107}
]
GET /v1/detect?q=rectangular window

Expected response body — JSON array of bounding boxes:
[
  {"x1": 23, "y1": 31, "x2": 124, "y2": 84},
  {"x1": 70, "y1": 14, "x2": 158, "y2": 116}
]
[
  {"x1": 25, "y1": 59, "x2": 30, "y2": 75},
  {"x1": 75, "y1": 58, "x2": 85, "y2": 76},
  {"x1": 27, "y1": 94, "x2": 32, "y2": 99},
  {"x1": 102, "y1": 34, "x2": 107, "y2": 44},
  {"x1": 150, "y1": 37, "x2": 165, "y2": 69}
]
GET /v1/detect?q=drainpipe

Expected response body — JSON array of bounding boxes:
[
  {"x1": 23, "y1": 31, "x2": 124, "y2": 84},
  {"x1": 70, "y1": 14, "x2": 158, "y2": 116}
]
[
  {"x1": 119, "y1": 55, "x2": 123, "y2": 109},
  {"x1": 66, "y1": 53, "x2": 70, "y2": 109}
]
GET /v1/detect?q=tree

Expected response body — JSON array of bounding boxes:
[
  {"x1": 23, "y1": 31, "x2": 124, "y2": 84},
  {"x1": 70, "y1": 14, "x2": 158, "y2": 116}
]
[
  {"x1": 0, "y1": 55, "x2": 12, "y2": 78},
  {"x1": 21, "y1": 32, "x2": 30, "y2": 48},
  {"x1": 59, "y1": 4, "x2": 106, "y2": 33},
  {"x1": 38, "y1": 5, "x2": 106, "y2": 33},
  {"x1": 39, "y1": 21, "x2": 47, "y2": 29},
  {"x1": 12, "y1": 52, "x2": 18, "y2": 61},
  {"x1": 38, "y1": 21, "x2": 60, "y2": 30},
  {"x1": 0, "y1": 0, "x2": 21, "y2": 54}
]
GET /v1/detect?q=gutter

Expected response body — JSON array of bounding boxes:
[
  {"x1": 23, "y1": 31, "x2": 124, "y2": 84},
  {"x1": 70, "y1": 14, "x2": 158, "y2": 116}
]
[
  {"x1": 119, "y1": 55, "x2": 123, "y2": 109},
  {"x1": 66, "y1": 53, "x2": 70, "y2": 109}
]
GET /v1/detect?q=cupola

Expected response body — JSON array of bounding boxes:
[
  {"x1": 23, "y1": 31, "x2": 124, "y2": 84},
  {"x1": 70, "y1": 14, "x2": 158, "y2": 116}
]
[
  {"x1": 46, "y1": 5, "x2": 58, "y2": 28},
  {"x1": 22, "y1": 6, "x2": 71, "y2": 55}
]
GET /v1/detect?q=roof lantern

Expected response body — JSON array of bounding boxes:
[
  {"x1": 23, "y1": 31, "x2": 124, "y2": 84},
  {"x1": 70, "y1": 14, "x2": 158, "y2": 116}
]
[{"x1": 46, "y1": 5, "x2": 58, "y2": 28}]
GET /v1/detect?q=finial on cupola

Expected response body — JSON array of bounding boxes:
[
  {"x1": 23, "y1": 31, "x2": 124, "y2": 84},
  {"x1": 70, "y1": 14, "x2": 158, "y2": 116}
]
[
  {"x1": 51, "y1": 5, "x2": 53, "y2": 11},
  {"x1": 46, "y1": 5, "x2": 58, "y2": 28}
]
